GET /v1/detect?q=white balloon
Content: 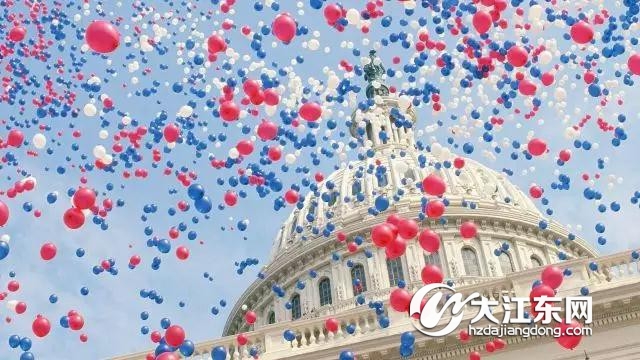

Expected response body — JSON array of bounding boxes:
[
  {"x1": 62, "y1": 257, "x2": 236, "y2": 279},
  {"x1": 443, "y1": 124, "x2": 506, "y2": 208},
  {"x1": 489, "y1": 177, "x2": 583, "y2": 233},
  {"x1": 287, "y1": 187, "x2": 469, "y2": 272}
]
[
  {"x1": 308, "y1": 39, "x2": 320, "y2": 51},
  {"x1": 32, "y1": 133, "x2": 47, "y2": 149},
  {"x1": 83, "y1": 103, "x2": 97, "y2": 117},
  {"x1": 285, "y1": 153, "x2": 296, "y2": 164},
  {"x1": 554, "y1": 88, "x2": 567, "y2": 101},
  {"x1": 1, "y1": 234, "x2": 10, "y2": 243},
  {"x1": 539, "y1": 51, "x2": 552, "y2": 65},
  {"x1": 241, "y1": 304, "x2": 248, "y2": 311},
  {"x1": 229, "y1": 147, "x2": 239, "y2": 159},
  {"x1": 6, "y1": 300, "x2": 17, "y2": 312},
  {"x1": 93, "y1": 145, "x2": 107, "y2": 159},
  {"x1": 98, "y1": 130, "x2": 109, "y2": 139},
  {"x1": 178, "y1": 105, "x2": 194, "y2": 117},
  {"x1": 102, "y1": 154, "x2": 113, "y2": 165},
  {"x1": 346, "y1": 9, "x2": 360, "y2": 25}
]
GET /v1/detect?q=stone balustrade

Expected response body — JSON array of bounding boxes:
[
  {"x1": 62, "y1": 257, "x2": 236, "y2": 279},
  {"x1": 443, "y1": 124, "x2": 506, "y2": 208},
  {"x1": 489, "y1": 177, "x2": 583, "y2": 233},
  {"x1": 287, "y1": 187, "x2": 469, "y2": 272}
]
[{"x1": 111, "y1": 250, "x2": 638, "y2": 360}]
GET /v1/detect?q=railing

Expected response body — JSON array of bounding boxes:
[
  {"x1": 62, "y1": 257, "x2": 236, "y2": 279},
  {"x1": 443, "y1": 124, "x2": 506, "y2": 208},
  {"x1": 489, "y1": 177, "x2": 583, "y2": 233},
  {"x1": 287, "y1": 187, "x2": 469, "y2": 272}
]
[{"x1": 111, "y1": 250, "x2": 639, "y2": 360}]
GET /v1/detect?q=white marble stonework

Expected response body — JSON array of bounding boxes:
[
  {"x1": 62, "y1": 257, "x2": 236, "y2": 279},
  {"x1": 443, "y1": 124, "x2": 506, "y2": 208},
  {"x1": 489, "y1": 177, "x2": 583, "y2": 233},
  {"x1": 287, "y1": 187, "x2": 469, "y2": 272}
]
[{"x1": 112, "y1": 95, "x2": 640, "y2": 360}]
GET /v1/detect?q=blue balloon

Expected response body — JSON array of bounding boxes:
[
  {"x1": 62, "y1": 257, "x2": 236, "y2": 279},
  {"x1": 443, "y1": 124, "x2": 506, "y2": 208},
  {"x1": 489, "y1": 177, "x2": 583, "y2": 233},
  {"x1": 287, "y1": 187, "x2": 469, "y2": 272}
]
[
  {"x1": 9, "y1": 335, "x2": 21, "y2": 348},
  {"x1": 20, "y1": 352, "x2": 34, "y2": 360},
  {"x1": 0, "y1": 241, "x2": 9, "y2": 260},
  {"x1": 60, "y1": 316, "x2": 69, "y2": 328},
  {"x1": 400, "y1": 331, "x2": 415, "y2": 346},
  {"x1": 187, "y1": 183, "x2": 205, "y2": 200},
  {"x1": 211, "y1": 346, "x2": 227, "y2": 360},
  {"x1": 180, "y1": 340, "x2": 195, "y2": 357},
  {"x1": 155, "y1": 343, "x2": 172, "y2": 356},
  {"x1": 160, "y1": 317, "x2": 171, "y2": 329},
  {"x1": 399, "y1": 344, "x2": 414, "y2": 357},
  {"x1": 374, "y1": 195, "x2": 389, "y2": 211},
  {"x1": 339, "y1": 351, "x2": 355, "y2": 360},
  {"x1": 157, "y1": 239, "x2": 171, "y2": 253},
  {"x1": 19, "y1": 337, "x2": 32, "y2": 351},
  {"x1": 283, "y1": 329, "x2": 296, "y2": 342},
  {"x1": 195, "y1": 196, "x2": 212, "y2": 213}
]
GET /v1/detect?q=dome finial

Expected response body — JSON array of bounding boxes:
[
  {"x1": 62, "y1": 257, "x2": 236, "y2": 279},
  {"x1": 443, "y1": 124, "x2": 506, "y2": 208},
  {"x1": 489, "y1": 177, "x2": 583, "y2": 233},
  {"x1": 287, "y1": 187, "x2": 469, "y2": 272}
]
[{"x1": 363, "y1": 50, "x2": 389, "y2": 99}]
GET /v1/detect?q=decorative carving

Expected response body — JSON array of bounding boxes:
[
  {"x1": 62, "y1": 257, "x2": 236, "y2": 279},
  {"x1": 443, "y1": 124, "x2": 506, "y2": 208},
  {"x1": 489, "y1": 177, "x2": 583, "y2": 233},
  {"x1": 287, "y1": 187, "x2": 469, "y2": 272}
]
[
  {"x1": 450, "y1": 260, "x2": 459, "y2": 278},
  {"x1": 488, "y1": 260, "x2": 497, "y2": 277}
]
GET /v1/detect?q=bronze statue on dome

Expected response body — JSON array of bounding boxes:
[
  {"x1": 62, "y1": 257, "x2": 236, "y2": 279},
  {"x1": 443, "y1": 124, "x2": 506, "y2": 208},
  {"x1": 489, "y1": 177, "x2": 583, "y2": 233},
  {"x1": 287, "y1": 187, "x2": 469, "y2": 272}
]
[{"x1": 363, "y1": 50, "x2": 390, "y2": 99}]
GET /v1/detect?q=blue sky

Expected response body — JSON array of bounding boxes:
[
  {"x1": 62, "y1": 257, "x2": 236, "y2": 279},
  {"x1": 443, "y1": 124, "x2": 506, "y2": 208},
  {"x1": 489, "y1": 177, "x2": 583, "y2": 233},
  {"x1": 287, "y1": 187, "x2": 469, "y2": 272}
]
[{"x1": 0, "y1": 0, "x2": 639, "y2": 359}]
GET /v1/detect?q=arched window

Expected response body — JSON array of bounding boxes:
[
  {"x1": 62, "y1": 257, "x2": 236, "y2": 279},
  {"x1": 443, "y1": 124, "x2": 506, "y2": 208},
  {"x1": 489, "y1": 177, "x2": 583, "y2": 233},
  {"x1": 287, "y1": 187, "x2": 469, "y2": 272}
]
[
  {"x1": 319, "y1": 278, "x2": 332, "y2": 306},
  {"x1": 351, "y1": 264, "x2": 368, "y2": 295},
  {"x1": 403, "y1": 169, "x2": 416, "y2": 182},
  {"x1": 500, "y1": 253, "x2": 516, "y2": 274},
  {"x1": 290, "y1": 294, "x2": 301, "y2": 320},
  {"x1": 366, "y1": 122, "x2": 374, "y2": 143},
  {"x1": 461, "y1": 247, "x2": 481, "y2": 276},
  {"x1": 328, "y1": 192, "x2": 338, "y2": 206},
  {"x1": 377, "y1": 173, "x2": 389, "y2": 187},
  {"x1": 351, "y1": 181, "x2": 362, "y2": 196},
  {"x1": 424, "y1": 252, "x2": 442, "y2": 268},
  {"x1": 530, "y1": 255, "x2": 543, "y2": 268},
  {"x1": 386, "y1": 258, "x2": 405, "y2": 287},
  {"x1": 267, "y1": 311, "x2": 276, "y2": 325},
  {"x1": 380, "y1": 125, "x2": 388, "y2": 144}
]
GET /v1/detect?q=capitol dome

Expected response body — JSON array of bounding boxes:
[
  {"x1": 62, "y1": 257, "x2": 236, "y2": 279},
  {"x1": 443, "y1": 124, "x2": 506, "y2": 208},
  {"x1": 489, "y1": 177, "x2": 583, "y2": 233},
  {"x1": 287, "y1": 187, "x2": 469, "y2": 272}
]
[{"x1": 221, "y1": 51, "x2": 597, "y2": 338}]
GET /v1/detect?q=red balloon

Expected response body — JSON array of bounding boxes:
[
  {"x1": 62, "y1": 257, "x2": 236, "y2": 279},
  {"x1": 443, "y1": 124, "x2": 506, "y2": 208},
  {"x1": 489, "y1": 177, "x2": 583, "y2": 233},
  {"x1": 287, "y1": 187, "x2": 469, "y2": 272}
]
[
  {"x1": 237, "y1": 333, "x2": 248, "y2": 346},
  {"x1": 224, "y1": 191, "x2": 238, "y2": 206},
  {"x1": 245, "y1": 311, "x2": 257, "y2": 324},
  {"x1": 68, "y1": 314, "x2": 84, "y2": 330},
  {"x1": 518, "y1": 79, "x2": 537, "y2": 96},
  {"x1": 299, "y1": 102, "x2": 322, "y2": 121},
  {"x1": 8, "y1": 26, "x2": 26, "y2": 42},
  {"x1": 40, "y1": 243, "x2": 57, "y2": 261},
  {"x1": 397, "y1": 218, "x2": 418, "y2": 239},
  {"x1": 541, "y1": 72, "x2": 555, "y2": 86},
  {"x1": 459, "y1": 221, "x2": 477, "y2": 239},
  {"x1": 32, "y1": 316, "x2": 51, "y2": 337},
  {"x1": 236, "y1": 140, "x2": 254, "y2": 156},
  {"x1": 628, "y1": 54, "x2": 640, "y2": 75},
  {"x1": 7, "y1": 129, "x2": 24, "y2": 147},
  {"x1": 176, "y1": 246, "x2": 189, "y2": 260},
  {"x1": 389, "y1": 288, "x2": 412, "y2": 312},
  {"x1": 453, "y1": 157, "x2": 465, "y2": 169},
  {"x1": 541, "y1": 266, "x2": 564, "y2": 289},
  {"x1": 559, "y1": 149, "x2": 571, "y2": 162},
  {"x1": 422, "y1": 174, "x2": 446, "y2": 196},
  {"x1": 80, "y1": 333, "x2": 88, "y2": 342},
  {"x1": 485, "y1": 341, "x2": 496, "y2": 353},
  {"x1": 257, "y1": 120, "x2": 278, "y2": 141},
  {"x1": 85, "y1": 21, "x2": 120, "y2": 53},
  {"x1": 386, "y1": 214, "x2": 402, "y2": 226},
  {"x1": 163, "y1": 123, "x2": 180, "y2": 142},
  {"x1": 268, "y1": 146, "x2": 282, "y2": 161},
  {"x1": 165, "y1": 325, "x2": 186, "y2": 347},
  {"x1": 371, "y1": 223, "x2": 397, "y2": 247},
  {"x1": 272, "y1": 13, "x2": 297, "y2": 43},
  {"x1": 494, "y1": 338, "x2": 506, "y2": 350},
  {"x1": 73, "y1": 188, "x2": 96, "y2": 210},
  {"x1": 421, "y1": 264, "x2": 444, "y2": 284},
  {"x1": 323, "y1": 4, "x2": 342, "y2": 23},
  {"x1": 425, "y1": 200, "x2": 445, "y2": 218},
  {"x1": 284, "y1": 189, "x2": 299, "y2": 204},
  {"x1": 207, "y1": 35, "x2": 227, "y2": 54},
  {"x1": 219, "y1": 101, "x2": 240, "y2": 121},
  {"x1": 325, "y1": 318, "x2": 340, "y2": 333},
  {"x1": 472, "y1": 11, "x2": 492, "y2": 34},
  {"x1": 347, "y1": 242, "x2": 358, "y2": 253},
  {"x1": 63, "y1": 208, "x2": 85, "y2": 229},
  {"x1": 556, "y1": 320, "x2": 583, "y2": 350},
  {"x1": 529, "y1": 185, "x2": 543, "y2": 199},
  {"x1": 15, "y1": 302, "x2": 27, "y2": 314},
  {"x1": 506, "y1": 45, "x2": 528, "y2": 67},
  {"x1": 385, "y1": 236, "x2": 407, "y2": 259},
  {"x1": 243, "y1": 80, "x2": 261, "y2": 96},
  {"x1": 151, "y1": 331, "x2": 162, "y2": 343},
  {"x1": 529, "y1": 284, "x2": 555, "y2": 304},
  {"x1": 570, "y1": 21, "x2": 594, "y2": 44},
  {"x1": 264, "y1": 89, "x2": 280, "y2": 105},
  {"x1": 130, "y1": 255, "x2": 141, "y2": 266},
  {"x1": 8, "y1": 280, "x2": 19, "y2": 292},
  {"x1": 459, "y1": 329, "x2": 470, "y2": 342},
  {"x1": 528, "y1": 138, "x2": 547, "y2": 156},
  {"x1": 418, "y1": 229, "x2": 440, "y2": 253},
  {"x1": 469, "y1": 351, "x2": 481, "y2": 360},
  {"x1": 0, "y1": 200, "x2": 9, "y2": 226},
  {"x1": 156, "y1": 353, "x2": 180, "y2": 360}
]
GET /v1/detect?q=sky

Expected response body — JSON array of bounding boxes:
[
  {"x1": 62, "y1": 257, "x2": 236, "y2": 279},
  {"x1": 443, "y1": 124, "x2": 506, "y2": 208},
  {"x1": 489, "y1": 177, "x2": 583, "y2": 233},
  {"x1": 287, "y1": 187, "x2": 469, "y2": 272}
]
[{"x1": 0, "y1": 0, "x2": 639, "y2": 359}]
